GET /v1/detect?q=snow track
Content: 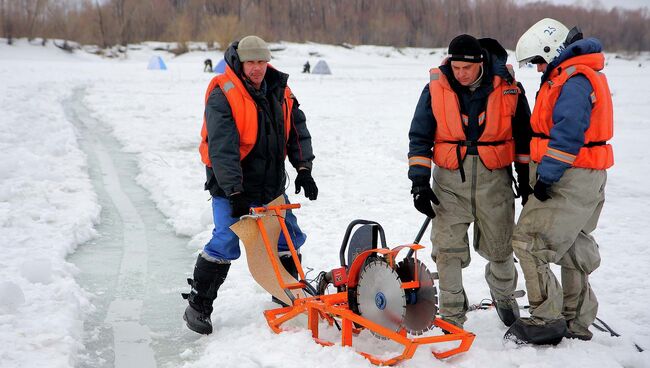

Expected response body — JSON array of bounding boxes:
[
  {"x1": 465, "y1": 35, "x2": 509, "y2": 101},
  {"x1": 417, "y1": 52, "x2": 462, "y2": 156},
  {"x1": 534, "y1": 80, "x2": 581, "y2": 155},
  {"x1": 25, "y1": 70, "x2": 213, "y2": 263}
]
[{"x1": 65, "y1": 88, "x2": 196, "y2": 368}]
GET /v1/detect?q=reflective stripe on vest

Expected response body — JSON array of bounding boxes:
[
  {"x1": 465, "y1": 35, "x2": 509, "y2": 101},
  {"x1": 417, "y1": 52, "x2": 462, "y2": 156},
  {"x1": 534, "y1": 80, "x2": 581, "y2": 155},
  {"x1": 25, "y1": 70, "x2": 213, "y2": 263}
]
[
  {"x1": 530, "y1": 53, "x2": 614, "y2": 170},
  {"x1": 199, "y1": 65, "x2": 294, "y2": 167},
  {"x1": 428, "y1": 68, "x2": 518, "y2": 171}
]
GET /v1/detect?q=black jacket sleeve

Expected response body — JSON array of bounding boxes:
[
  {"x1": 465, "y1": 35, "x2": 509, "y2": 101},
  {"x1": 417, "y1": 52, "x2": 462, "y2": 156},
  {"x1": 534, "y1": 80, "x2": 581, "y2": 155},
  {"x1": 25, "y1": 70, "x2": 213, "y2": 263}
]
[
  {"x1": 512, "y1": 82, "x2": 533, "y2": 193},
  {"x1": 408, "y1": 84, "x2": 436, "y2": 185},
  {"x1": 512, "y1": 82, "x2": 532, "y2": 159},
  {"x1": 205, "y1": 87, "x2": 244, "y2": 196},
  {"x1": 287, "y1": 94, "x2": 315, "y2": 171}
]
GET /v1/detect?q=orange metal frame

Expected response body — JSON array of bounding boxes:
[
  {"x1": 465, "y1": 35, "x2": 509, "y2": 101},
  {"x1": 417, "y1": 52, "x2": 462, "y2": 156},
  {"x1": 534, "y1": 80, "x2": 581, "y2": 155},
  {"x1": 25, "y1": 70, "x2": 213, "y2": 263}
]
[{"x1": 250, "y1": 204, "x2": 475, "y2": 366}]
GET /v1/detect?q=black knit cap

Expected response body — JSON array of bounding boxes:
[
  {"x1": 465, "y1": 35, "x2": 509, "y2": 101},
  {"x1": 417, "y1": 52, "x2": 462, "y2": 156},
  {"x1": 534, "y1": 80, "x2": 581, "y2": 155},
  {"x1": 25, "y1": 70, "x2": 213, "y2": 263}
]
[{"x1": 448, "y1": 34, "x2": 483, "y2": 63}]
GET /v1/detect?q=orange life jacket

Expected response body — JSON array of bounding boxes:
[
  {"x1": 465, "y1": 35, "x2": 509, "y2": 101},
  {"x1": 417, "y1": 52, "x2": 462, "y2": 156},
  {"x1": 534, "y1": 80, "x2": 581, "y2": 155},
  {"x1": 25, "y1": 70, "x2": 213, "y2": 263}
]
[
  {"x1": 530, "y1": 53, "x2": 613, "y2": 169},
  {"x1": 199, "y1": 65, "x2": 294, "y2": 167},
  {"x1": 428, "y1": 67, "x2": 519, "y2": 170}
]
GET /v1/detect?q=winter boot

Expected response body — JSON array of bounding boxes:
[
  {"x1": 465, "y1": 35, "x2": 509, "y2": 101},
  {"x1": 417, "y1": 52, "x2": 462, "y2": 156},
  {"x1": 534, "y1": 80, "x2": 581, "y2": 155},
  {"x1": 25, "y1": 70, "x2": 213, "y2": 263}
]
[
  {"x1": 271, "y1": 254, "x2": 301, "y2": 307},
  {"x1": 565, "y1": 320, "x2": 593, "y2": 341},
  {"x1": 504, "y1": 317, "x2": 567, "y2": 345},
  {"x1": 440, "y1": 317, "x2": 464, "y2": 334},
  {"x1": 491, "y1": 291, "x2": 521, "y2": 327},
  {"x1": 182, "y1": 254, "x2": 230, "y2": 335},
  {"x1": 564, "y1": 330, "x2": 593, "y2": 341}
]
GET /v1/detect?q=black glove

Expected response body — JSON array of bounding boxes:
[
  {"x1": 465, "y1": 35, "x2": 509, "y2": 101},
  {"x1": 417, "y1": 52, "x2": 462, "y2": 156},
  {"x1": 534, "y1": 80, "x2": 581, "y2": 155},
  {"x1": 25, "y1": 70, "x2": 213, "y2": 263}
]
[
  {"x1": 533, "y1": 180, "x2": 552, "y2": 202},
  {"x1": 295, "y1": 169, "x2": 318, "y2": 200},
  {"x1": 229, "y1": 193, "x2": 250, "y2": 218},
  {"x1": 514, "y1": 162, "x2": 533, "y2": 206},
  {"x1": 411, "y1": 185, "x2": 440, "y2": 218},
  {"x1": 520, "y1": 183, "x2": 533, "y2": 206}
]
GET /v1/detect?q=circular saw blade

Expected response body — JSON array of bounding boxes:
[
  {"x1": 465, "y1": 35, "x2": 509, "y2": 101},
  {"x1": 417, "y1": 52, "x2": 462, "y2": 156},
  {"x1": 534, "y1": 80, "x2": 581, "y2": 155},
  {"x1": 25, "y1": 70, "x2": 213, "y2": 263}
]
[
  {"x1": 356, "y1": 259, "x2": 406, "y2": 338},
  {"x1": 396, "y1": 257, "x2": 438, "y2": 335}
]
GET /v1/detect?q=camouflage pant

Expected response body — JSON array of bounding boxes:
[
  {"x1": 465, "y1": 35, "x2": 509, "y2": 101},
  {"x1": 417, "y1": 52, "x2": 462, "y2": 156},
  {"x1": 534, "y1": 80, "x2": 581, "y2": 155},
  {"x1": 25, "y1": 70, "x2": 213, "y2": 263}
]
[
  {"x1": 430, "y1": 156, "x2": 518, "y2": 327},
  {"x1": 513, "y1": 163, "x2": 605, "y2": 336}
]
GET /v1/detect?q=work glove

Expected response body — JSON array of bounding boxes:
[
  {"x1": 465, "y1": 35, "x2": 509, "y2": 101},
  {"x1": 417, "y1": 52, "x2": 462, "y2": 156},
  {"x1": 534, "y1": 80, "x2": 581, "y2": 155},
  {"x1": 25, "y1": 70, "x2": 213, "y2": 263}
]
[
  {"x1": 533, "y1": 180, "x2": 552, "y2": 202},
  {"x1": 411, "y1": 185, "x2": 440, "y2": 218},
  {"x1": 514, "y1": 162, "x2": 533, "y2": 206},
  {"x1": 229, "y1": 192, "x2": 250, "y2": 218},
  {"x1": 295, "y1": 169, "x2": 318, "y2": 200},
  {"x1": 519, "y1": 183, "x2": 534, "y2": 206}
]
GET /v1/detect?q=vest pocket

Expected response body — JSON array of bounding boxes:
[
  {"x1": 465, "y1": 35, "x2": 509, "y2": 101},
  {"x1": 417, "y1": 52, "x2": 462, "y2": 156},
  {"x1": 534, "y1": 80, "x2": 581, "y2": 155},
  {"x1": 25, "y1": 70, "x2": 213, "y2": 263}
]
[{"x1": 500, "y1": 93, "x2": 517, "y2": 117}]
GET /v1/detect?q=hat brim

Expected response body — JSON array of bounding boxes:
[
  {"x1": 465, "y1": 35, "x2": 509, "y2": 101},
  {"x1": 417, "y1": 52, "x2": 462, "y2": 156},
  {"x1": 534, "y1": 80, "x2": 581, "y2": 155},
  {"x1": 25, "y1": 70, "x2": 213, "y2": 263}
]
[{"x1": 449, "y1": 54, "x2": 483, "y2": 63}]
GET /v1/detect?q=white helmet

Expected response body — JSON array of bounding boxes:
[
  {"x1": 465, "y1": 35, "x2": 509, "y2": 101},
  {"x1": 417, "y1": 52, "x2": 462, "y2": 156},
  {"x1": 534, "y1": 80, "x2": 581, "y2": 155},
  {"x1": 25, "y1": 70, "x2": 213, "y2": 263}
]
[{"x1": 515, "y1": 18, "x2": 569, "y2": 67}]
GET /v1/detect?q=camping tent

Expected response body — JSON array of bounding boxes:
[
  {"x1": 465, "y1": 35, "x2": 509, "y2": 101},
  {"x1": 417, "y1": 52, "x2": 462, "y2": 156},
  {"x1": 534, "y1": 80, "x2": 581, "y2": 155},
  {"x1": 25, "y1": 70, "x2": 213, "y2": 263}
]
[
  {"x1": 147, "y1": 56, "x2": 167, "y2": 70},
  {"x1": 311, "y1": 59, "x2": 331, "y2": 75},
  {"x1": 214, "y1": 59, "x2": 226, "y2": 74}
]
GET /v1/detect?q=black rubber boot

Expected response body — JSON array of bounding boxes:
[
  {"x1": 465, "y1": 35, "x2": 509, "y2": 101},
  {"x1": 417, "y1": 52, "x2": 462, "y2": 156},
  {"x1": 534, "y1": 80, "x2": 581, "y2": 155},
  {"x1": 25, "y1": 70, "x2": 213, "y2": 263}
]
[
  {"x1": 491, "y1": 292, "x2": 520, "y2": 327},
  {"x1": 271, "y1": 254, "x2": 301, "y2": 307},
  {"x1": 280, "y1": 254, "x2": 300, "y2": 279},
  {"x1": 504, "y1": 317, "x2": 567, "y2": 345},
  {"x1": 182, "y1": 255, "x2": 230, "y2": 335},
  {"x1": 495, "y1": 301, "x2": 520, "y2": 327}
]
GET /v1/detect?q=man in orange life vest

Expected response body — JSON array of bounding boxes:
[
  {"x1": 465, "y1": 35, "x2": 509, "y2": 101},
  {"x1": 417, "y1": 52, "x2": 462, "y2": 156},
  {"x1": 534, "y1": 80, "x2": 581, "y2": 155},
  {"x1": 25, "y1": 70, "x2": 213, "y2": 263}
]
[
  {"x1": 408, "y1": 35, "x2": 533, "y2": 329},
  {"x1": 183, "y1": 35, "x2": 317, "y2": 335},
  {"x1": 504, "y1": 19, "x2": 613, "y2": 345}
]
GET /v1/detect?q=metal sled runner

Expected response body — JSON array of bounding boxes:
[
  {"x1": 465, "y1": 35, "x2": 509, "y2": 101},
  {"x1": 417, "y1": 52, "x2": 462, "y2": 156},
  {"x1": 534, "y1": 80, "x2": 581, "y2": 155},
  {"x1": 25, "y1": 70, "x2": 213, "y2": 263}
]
[{"x1": 230, "y1": 198, "x2": 474, "y2": 366}]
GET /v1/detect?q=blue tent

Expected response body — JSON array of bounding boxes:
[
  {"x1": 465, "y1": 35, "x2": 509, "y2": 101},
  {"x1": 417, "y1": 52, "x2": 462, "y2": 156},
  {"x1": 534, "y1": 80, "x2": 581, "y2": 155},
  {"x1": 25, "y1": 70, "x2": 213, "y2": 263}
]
[
  {"x1": 214, "y1": 59, "x2": 226, "y2": 74},
  {"x1": 147, "y1": 55, "x2": 167, "y2": 70}
]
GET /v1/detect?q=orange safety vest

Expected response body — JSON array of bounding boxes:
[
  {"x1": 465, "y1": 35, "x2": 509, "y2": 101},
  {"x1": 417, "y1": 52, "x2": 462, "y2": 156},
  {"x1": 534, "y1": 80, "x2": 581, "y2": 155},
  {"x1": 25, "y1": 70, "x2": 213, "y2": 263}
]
[
  {"x1": 429, "y1": 67, "x2": 519, "y2": 170},
  {"x1": 530, "y1": 53, "x2": 613, "y2": 169},
  {"x1": 199, "y1": 65, "x2": 294, "y2": 167}
]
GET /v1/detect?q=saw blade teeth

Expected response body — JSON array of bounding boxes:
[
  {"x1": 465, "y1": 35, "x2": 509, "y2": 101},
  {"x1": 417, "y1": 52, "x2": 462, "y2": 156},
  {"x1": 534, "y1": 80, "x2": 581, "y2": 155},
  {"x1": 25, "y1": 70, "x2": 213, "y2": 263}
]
[{"x1": 396, "y1": 258, "x2": 438, "y2": 335}]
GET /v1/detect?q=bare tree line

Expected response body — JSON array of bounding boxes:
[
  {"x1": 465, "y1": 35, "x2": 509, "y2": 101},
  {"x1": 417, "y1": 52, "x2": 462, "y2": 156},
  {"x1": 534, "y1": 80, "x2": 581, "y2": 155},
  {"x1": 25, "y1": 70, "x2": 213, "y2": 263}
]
[{"x1": 1, "y1": 0, "x2": 648, "y2": 52}]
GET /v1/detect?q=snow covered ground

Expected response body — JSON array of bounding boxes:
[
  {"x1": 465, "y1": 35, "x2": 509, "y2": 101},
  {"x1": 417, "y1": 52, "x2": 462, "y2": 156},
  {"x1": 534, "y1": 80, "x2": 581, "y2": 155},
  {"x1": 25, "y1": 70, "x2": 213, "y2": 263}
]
[{"x1": 1, "y1": 38, "x2": 649, "y2": 368}]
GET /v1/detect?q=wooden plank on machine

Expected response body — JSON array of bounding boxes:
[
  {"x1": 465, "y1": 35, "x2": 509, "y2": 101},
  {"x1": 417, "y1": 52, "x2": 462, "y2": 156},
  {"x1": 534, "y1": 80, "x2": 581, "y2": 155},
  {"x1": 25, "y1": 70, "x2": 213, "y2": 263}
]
[{"x1": 230, "y1": 195, "x2": 305, "y2": 306}]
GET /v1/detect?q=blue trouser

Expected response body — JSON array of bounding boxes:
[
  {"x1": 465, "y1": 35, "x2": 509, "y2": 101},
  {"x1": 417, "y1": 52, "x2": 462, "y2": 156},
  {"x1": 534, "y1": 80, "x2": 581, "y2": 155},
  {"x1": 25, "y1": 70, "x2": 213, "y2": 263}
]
[{"x1": 203, "y1": 195, "x2": 306, "y2": 261}]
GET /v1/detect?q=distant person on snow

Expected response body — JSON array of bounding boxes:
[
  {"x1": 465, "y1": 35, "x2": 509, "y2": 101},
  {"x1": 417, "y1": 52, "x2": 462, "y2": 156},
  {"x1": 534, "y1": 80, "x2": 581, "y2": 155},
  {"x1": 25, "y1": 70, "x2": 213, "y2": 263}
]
[
  {"x1": 302, "y1": 61, "x2": 310, "y2": 73},
  {"x1": 504, "y1": 18, "x2": 614, "y2": 345},
  {"x1": 204, "y1": 58, "x2": 213, "y2": 72},
  {"x1": 407, "y1": 34, "x2": 533, "y2": 330},
  {"x1": 183, "y1": 35, "x2": 317, "y2": 335}
]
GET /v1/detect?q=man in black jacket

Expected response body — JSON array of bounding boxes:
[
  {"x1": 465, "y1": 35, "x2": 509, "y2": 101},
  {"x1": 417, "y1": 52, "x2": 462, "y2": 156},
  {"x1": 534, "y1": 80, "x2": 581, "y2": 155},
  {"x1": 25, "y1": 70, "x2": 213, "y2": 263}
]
[
  {"x1": 408, "y1": 35, "x2": 532, "y2": 329},
  {"x1": 183, "y1": 35, "x2": 317, "y2": 335}
]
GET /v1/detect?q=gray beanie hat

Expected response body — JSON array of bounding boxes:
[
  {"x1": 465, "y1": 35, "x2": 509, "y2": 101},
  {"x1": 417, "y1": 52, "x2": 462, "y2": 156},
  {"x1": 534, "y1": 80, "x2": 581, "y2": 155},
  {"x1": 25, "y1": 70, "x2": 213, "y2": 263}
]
[{"x1": 237, "y1": 35, "x2": 271, "y2": 62}]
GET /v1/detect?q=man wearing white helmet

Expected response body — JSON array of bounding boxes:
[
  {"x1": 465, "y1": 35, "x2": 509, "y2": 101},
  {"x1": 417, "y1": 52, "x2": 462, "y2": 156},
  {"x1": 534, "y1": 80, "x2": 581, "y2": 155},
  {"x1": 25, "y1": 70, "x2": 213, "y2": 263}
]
[{"x1": 504, "y1": 18, "x2": 614, "y2": 345}]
